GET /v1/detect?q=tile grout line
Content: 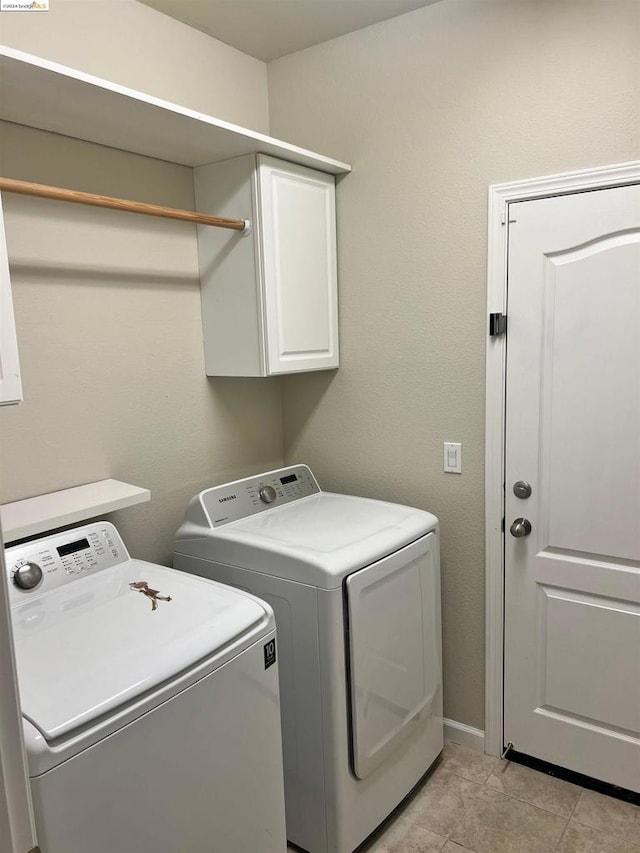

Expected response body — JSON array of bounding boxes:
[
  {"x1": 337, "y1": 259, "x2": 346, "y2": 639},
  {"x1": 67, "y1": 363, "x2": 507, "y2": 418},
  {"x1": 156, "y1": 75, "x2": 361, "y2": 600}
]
[
  {"x1": 449, "y1": 772, "x2": 493, "y2": 786},
  {"x1": 547, "y1": 785, "x2": 583, "y2": 853},
  {"x1": 569, "y1": 816, "x2": 640, "y2": 849},
  {"x1": 477, "y1": 775, "x2": 571, "y2": 853},
  {"x1": 448, "y1": 770, "x2": 640, "y2": 851},
  {"x1": 405, "y1": 756, "x2": 490, "y2": 843},
  {"x1": 438, "y1": 760, "x2": 578, "y2": 837},
  {"x1": 402, "y1": 774, "x2": 484, "y2": 846},
  {"x1": 573, "y1": 783, "x2": 640, "y2": 846},
  {"x1": 474, "y1": 770, "x2": 584, "y2": 820},
  {"x1": 567, "y1": 787, "x2": 583, "y2": 819},
  {"x1": 550, "y1": 817, "x2": 571, "y2": 853},
  {"x1": 407, "y1": 750, "x2": 640, "y2": 853}
]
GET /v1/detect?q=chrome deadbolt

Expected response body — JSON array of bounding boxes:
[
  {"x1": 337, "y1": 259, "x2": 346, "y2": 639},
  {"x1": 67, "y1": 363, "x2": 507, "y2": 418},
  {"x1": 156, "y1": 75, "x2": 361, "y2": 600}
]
[
  {"x1": 510, "y1": 518, "x2": 532, "y2": 538},
  {"x1": 513, "y1": 480, "x2": 532, "y2": 499}
]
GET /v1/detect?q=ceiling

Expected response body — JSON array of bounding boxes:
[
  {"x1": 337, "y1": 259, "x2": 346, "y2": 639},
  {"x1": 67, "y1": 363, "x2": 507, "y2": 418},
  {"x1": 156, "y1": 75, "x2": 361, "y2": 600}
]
[{"x1": 139, "y1": 0, "x2": 441, "y2": 62}]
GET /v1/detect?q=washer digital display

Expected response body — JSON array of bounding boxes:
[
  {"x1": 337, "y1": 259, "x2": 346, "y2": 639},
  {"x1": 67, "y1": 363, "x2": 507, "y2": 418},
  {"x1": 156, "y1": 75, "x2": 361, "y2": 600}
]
[{"x1": 57, "y1": 538, "x2": 90, "y2": 558}]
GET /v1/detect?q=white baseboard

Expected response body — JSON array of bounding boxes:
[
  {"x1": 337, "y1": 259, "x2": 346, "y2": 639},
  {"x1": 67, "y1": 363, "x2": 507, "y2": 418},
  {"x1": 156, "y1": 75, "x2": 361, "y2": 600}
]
[{"x1": 443, "y1": 718, "x2": 486, "y2": 753}]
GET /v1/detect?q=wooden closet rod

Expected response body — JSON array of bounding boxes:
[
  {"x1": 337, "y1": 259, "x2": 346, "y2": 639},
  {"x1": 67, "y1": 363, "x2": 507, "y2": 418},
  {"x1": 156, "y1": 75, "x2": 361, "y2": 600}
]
[{"x1": 0, "y1": 177, "x2": 251, "y2": 234}]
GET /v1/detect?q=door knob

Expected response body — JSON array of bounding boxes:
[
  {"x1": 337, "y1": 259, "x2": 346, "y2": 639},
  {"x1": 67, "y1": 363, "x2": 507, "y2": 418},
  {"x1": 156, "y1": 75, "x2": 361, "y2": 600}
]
[{"x1": 510, "y1": 518, "x2": 532, "y2": 538}]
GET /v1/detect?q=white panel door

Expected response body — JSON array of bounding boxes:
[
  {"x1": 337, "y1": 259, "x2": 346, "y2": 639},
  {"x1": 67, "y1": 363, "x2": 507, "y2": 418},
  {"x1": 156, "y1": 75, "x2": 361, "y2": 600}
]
[
  {"x1": 346, "y1": 534, "x2": 441, "y2": 780},
  {"x1": 258, "y1": 155, "x2": 339, "y2": 374},
  {"x1": 504, "y1": 184, "x2": 640, "y2": 792}
]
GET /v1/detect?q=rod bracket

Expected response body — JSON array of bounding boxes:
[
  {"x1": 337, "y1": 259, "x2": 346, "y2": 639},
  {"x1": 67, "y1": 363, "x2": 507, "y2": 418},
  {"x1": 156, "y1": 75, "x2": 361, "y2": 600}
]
[{"x1": 241, "y1": 219, "x2": 252, "y2": 236}]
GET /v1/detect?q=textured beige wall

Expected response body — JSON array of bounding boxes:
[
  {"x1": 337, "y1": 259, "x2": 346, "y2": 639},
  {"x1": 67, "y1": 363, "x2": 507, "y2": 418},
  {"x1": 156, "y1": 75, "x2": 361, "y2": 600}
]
[
  {"x1": 0, "y1": 123, "x2": 283, "y2": 565},
  {"x1": 0, "y1": 122, "x2": 284, "y2": 564},
  {"x1": 268, "y1": 0, "x2": 640, "y2": 728},
  {"x1": 0, "y1": 0, "x2": 269, "y2": 132},
  {"x1": 0, "y1": 8, "x2": 281, "y2": 565}
]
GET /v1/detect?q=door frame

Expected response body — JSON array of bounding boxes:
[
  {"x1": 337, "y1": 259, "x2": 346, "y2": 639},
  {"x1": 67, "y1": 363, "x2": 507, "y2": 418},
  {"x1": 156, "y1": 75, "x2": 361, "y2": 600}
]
[{"x1": 484, "y1": 160, "x2": 640, "y2": 757}]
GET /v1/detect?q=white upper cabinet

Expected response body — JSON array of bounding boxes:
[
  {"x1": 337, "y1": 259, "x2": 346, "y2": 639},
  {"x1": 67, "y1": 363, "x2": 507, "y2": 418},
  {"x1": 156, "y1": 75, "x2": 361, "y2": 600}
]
[
  {"x1": 0, "y1": 195, "x2": 22, "y2": 406},
  {"x1": 196, "y1": 155, "x2": 339, "y2": 376},
  {"x1": 0, "y1": 49, "x2": 349, "y2": 380}
]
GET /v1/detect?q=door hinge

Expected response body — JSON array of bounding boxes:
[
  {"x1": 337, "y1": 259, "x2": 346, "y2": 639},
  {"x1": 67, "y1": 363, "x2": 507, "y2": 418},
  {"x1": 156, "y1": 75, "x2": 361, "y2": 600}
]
[{"x1": 489, "y1": 312, "x2": 507, "y2": 337}]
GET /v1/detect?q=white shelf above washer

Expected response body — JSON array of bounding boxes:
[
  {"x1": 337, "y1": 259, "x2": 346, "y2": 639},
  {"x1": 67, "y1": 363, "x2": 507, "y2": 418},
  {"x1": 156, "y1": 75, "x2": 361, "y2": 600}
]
[
  {"x1": 0, "y1": 479, "x2": 150, "y2": 543},
  {"x1": 0, "y1": 47, "x2": 351, "y2": 175}
]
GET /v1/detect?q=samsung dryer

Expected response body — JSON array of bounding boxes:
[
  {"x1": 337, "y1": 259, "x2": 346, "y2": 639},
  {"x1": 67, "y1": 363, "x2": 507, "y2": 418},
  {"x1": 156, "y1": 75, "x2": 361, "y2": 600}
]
[
  {"x1": 174, "y1": 465, "x2": 443, "y2": 853},
  {"x1": 6, "y1": 521, "x2": 287, "y2": 853}
]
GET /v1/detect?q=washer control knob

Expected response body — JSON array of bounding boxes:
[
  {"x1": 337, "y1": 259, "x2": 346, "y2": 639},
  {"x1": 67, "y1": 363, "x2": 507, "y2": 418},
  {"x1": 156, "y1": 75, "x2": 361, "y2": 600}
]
[
  {"x1": 258, "y1": 485, "x2": 277, "y2": 504},
  {"x1": 13, "y1": 562, "x2": 44, "y2": 590}
]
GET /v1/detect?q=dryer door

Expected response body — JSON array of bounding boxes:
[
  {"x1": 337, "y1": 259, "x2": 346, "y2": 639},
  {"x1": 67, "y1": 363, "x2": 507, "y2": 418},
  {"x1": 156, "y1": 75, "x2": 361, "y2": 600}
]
[{"x1": 346, "y1": 532, "x2": 441, "y2": 779}]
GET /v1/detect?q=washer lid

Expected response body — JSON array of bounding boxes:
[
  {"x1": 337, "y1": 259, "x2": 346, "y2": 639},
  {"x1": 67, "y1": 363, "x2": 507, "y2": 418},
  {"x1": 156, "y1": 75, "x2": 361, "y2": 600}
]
[
  {"x1": 177, "y1": 492, "x2": 438, "y2": 589},
  {"x1": 11, "y1": 561, "x2": 267, "y2": 742}
]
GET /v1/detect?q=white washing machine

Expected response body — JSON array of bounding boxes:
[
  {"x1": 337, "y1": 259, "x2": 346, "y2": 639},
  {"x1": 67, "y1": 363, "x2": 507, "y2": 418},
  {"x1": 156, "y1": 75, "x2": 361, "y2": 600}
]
[
  {"x1": 174, "y1": 465, "x2": 443, "y2": 853},
  {"x1": 5, "y1": 521, "x2": 287, "y2": 853}
]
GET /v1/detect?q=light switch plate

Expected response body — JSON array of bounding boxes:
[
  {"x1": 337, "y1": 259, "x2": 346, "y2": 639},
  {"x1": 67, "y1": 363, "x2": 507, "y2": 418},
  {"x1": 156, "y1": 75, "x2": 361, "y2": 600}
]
[{"x1": 444, "y1": 442, "x2": 462, "y2": 473}]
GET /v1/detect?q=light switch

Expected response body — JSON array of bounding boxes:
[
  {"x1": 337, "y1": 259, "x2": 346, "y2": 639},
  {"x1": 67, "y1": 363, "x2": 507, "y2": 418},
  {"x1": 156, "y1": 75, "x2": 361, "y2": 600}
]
[{"x1": 444, "y1": 442, "x2": 462, "y2": 474}]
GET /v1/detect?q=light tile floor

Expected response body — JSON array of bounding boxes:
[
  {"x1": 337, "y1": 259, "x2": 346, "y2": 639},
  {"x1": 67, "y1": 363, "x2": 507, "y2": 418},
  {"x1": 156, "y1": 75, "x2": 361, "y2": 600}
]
[{"x1": 287, "y1": 743, "x2": 640, "y2": 853}]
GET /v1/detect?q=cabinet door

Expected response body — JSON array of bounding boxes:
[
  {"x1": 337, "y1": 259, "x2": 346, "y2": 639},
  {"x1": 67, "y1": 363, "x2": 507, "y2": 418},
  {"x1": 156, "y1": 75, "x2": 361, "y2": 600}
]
[
  {"x1": 258, "y1": 156, "x2": 338, "y2": 374},
  {"x1": 0, "y1": 195, "x2": 22, "y2": 406}
]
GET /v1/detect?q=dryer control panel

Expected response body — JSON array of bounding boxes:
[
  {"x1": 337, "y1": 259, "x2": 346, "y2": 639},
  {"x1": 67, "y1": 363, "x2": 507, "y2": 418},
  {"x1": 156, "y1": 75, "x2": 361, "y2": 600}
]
[
  {"x1": 5, "y1": 522, "x2": 129, "y2": 602},
  {"x1": 202, "y1": 465, "x2": 320, "y2": 527}
]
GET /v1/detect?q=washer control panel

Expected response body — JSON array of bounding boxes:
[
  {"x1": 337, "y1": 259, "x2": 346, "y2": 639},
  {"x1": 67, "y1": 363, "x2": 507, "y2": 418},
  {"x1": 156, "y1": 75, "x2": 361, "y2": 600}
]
[
  {"x1": 5, "y1": 522, "x2": 129, "y2": 602},
  {"x1": 203, "y1": 465, "x2": 321, "y2": 527}
]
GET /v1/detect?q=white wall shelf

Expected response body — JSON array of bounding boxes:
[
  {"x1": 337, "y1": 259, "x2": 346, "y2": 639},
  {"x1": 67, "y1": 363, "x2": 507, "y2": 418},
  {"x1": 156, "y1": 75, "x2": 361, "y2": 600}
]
[
  {"x1": 0, "y1": 479, "x2": 150, "y2": 543},
  {"x1": 0, "y1": 47, "x2": 351, "y2": 175}
]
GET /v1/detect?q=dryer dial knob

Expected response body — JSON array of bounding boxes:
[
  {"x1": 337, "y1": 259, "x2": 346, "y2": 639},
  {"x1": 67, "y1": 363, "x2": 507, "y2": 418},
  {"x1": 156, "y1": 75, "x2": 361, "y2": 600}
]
[
  {"x1": 258, "y1": 486, "x2": 277, "y2": 504},
  {"x1": 13, "y1": 561, "x2": 44, "y2": 590}
]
